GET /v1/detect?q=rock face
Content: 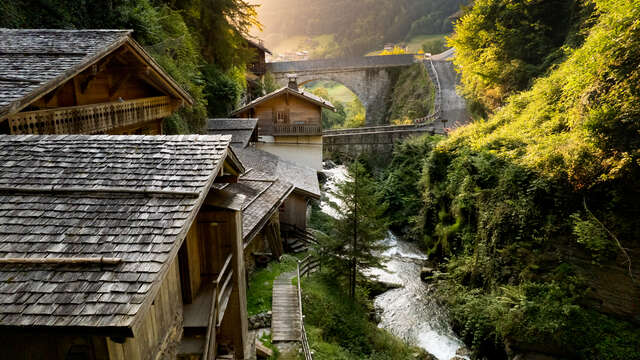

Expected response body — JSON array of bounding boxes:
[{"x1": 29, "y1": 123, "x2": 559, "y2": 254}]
[
  {"x1": 248, "y1": 312, "x2": 272, "y2": 330},
  {"x1": 420, "y1": 267, "x2": 434, "y2": 282}
]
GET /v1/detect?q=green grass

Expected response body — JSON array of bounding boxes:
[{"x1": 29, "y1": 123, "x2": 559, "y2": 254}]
[
  {"x1": 302, "y1": 81, "x2": 358, "y2": 104},
  {"x1": 246, "y1": 254, "x2": 301, "y2": 316},
  {"x1": 405, "y1": 33, "x2": 449, "y2": 53},
  {"x1": 365, "y1": 33, "x2": 449, "y2": 55}
]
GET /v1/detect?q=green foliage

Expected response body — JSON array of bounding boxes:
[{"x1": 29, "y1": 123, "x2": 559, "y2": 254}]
[
  {"x1": 449, "y1": 0, "x2": 592, "y2": 112},
  {"x1": 259, "y1": 0, "x2": 465, "y2": 57},
  {"x1": 421, "y1": 38, "x2": 447, "y2": 54},
  {"x1": 201, "y1": 65, "x2": 243, "y2": 117},
  {"x1": 387, "y1": 64, "x2": 435, "y2": 123},
  {"x1": 570, "y1": 212, "x2": 614, "y2": 260},
  {"x1": 315, "y1": 161, "x2": 390, "y2": 295},
  {"x1": 306, "y1": 84, "x2": 365, "y2": 129},
  {"x1": 258, "y1": 333, "x2": 280, "y2": 360},
  {"x1": 378, "y1": 0, "x2": 640, "y2": 357},
  {"x1": 302, "y1": 272, "x2": 428, "y2": 359},
  {"x1": 246, "y1": 255, "x2": 300, "y2": 316},
  {"x1": 381, "y1": 135, "x2": 443, "y2": 239},
  {"x1": 442, "y1": 281, "x2": 640, "y2": 359}
]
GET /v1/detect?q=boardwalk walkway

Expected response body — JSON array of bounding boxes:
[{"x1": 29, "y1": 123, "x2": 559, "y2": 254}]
[{"x1": 271, "y1": 272, "x2": 301, "y2": 342}]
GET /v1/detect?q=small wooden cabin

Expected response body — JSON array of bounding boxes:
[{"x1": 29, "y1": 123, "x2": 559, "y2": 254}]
[
  {"x1": 231, "y1": 77, "x2": 334, "y2": 170},
  {"x1": 0, "y1": 29, "x2": 192, "y2": 135},
  {"x1": 0, "y1": 135, "x2": 251, "y2": 360}
]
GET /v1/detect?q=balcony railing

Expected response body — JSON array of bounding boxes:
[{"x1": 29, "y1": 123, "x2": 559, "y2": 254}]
[
  {"x1": 259, "y1": 123, "x2": 322, "y2": 136},
  {"x1": 5, "y1": 96, "x2": 173, "y2": 135}
]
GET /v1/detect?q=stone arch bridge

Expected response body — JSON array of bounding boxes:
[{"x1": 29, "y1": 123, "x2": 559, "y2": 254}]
[{"x1": 266, "y1": 54, "x2": 415, "y2": 126}]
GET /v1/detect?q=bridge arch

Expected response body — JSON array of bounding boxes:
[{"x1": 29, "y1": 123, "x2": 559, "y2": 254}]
[
  {"x1": 266, "y1": 55, "x2": 415, "y2": 126},
  {"x1": 298, "y1": 78, "x2": 365, "y2": 117}
]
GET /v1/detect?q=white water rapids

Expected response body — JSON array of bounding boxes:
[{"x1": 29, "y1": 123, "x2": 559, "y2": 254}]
[{"x1": 319, "y1": 164, "x2": 467, "y2": 360}]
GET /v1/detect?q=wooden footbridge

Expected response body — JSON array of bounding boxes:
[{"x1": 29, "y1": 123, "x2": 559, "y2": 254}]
[
  {"x1": 271, "y1": 257, "x2": 319, "y2": 359},
  {"x1": 271, "y1": 272, "x2": 301, "y2": 342}
]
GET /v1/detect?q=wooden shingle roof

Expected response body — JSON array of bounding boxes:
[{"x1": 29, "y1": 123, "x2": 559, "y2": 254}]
[
  {"x1": 0, "y1": 134, "x2": 237, "y2": 334},
  {"x1": 0, "y1": 29, "x2": 193, "y2": 118},
  {"x1": 236, "y1": 147, "x2": 320, "y2": 199},
  {"x1": 207, "y1": 118, "x2": 258, "y2": 148},
  {"x1": 218, "y1": 168, "x2": 293, "y2": 243}
]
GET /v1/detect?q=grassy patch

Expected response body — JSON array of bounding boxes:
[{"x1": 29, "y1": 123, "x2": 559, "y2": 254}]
[
  {"x1": 246, "y1": 255, "x2": 301, "y2": 316},
  {"x1": 405, "y1": 33, "x2": 449, "y2": 53}
]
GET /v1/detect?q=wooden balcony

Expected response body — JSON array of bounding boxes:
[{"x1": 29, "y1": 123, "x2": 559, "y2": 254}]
[
  {"x1": 4, "y1": 96, "x2": 173, "y2": 135},
  {"x1": 259, "y1": 123, "x2": 322, "y2": 136}
]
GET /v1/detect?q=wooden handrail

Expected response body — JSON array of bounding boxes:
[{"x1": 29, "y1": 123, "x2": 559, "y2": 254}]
[
  {"x1": 203, "y1": 253, "x2": 234, "y2": 359},
  {"x1": 297, "y1": 259, "x2": 313, "y2": 360},
  {"x1": 202, "y1": 286, "x2": 218, "y2": 360},
  {"x1": 5, "y1": 96, "x2": 173, "y2": 135},
  {"x1": 216, "y1": 254, "x2": 233, "y2": 285}
]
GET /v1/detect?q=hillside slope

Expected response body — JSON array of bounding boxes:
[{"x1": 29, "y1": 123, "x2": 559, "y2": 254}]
[{"x1": 382, "y1": 0, "x2": 640, "y2": 358}]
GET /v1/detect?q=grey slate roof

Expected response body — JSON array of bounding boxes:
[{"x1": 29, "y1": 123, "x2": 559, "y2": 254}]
[
  {"x1": 218, "y1": 169, "x2": 293, "y2": 243},
  {"x1": 0, "y1": 135, "x2": 235, "y2": 332},
  {"x1": 236, "y1": 147, "x2": 320, "y2": 199},
  {"x1": 208, "y1": 118, "x2": 258, "y2": 148},
  {"x1": 0, "y1": 29, "x2": 192, "y2": 118},
  {"x1": 230, "y1": 86, "x2": 335, "y2": 116}
]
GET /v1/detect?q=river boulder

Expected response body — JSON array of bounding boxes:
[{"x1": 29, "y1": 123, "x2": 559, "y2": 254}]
[{"x1": 420, "y1": 267, "x2": 435, "y2": 282}]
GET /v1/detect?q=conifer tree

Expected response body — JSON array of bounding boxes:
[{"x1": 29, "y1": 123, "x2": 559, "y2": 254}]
[{"x1": 316, "y1": 160, "x2": 390, "y2": 298}]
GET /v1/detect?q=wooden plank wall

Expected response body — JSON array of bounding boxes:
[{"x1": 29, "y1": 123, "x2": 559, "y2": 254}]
[{"x1": 280, "y1": 192, "x2": 308, "y2": 230}]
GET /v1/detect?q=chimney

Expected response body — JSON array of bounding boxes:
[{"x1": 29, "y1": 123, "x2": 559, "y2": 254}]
[{"x1": 287, "y1": 74, "x2": 298, "y2": 91}]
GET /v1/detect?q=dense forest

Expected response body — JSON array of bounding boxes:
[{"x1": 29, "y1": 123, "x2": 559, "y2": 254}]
[
  {"x1": 0, "y1": 0, "x2": 260, "y2": 133},
  {"x1": 256, "y1": 0, "x2": 466, "y2": 57},
  {"x1": 378, "y1": 0, "x2": 640, "y2": 358}
]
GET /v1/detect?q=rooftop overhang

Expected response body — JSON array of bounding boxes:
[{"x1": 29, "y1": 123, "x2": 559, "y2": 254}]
[{"x1": 0, "y1": 34, "x2": 193, "y2": 122}]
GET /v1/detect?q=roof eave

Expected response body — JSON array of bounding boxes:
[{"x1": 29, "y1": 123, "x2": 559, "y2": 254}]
[{"x1": 125, "y1": 38, "x2": 194, "y2": 106}]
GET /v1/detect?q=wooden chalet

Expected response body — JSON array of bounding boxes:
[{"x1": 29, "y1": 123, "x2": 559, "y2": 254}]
[
  {"x1": 231, "y1": 77, "x2": 334, "y2": 170},
  {"x1": 0, "y1": 135, "x2": 252, "y2": 360},
  {"x1": 0, "y1": 29, "x2": 193, "y2": 135}
]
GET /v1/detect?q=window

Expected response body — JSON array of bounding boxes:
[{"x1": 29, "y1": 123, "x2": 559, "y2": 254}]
[{"x1": 276, "y1": 111, "x2": 287, "y2": 123}]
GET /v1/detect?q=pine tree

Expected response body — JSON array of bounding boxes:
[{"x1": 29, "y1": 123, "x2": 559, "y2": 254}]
[{"x1": 316, "y1": 160, "x2": 390, "y2": 298}]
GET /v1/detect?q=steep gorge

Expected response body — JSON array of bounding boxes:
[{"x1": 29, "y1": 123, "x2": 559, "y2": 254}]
[{"x1": 377, "y1": 0, "x2": 640, "y2": 358}]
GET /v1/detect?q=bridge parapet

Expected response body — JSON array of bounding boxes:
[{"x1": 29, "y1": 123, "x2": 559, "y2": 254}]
[
  {"x1": 323, "y1": 124, "x2": 444, "y2": 160},
  {"x1": 266, "y1": 54, "x2": 415, "y2": 73}
]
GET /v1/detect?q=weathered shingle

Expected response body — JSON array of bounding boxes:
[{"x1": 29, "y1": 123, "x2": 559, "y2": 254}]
[
  {"x1": 236, "y1": 147, "x2": 320, "y2": 199},
  {"x1": 207, "y1": 118, "x2": 258, "y2": 148},
  {"x1": 217, "y1": 168, "x2": 293, "y2": 242},
  {"x1": 0, "y1": 29, "x2": 131, "y2": 113},
  {"x1": 0, "y1": 134, "x2": 233, "y2": 331}
]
